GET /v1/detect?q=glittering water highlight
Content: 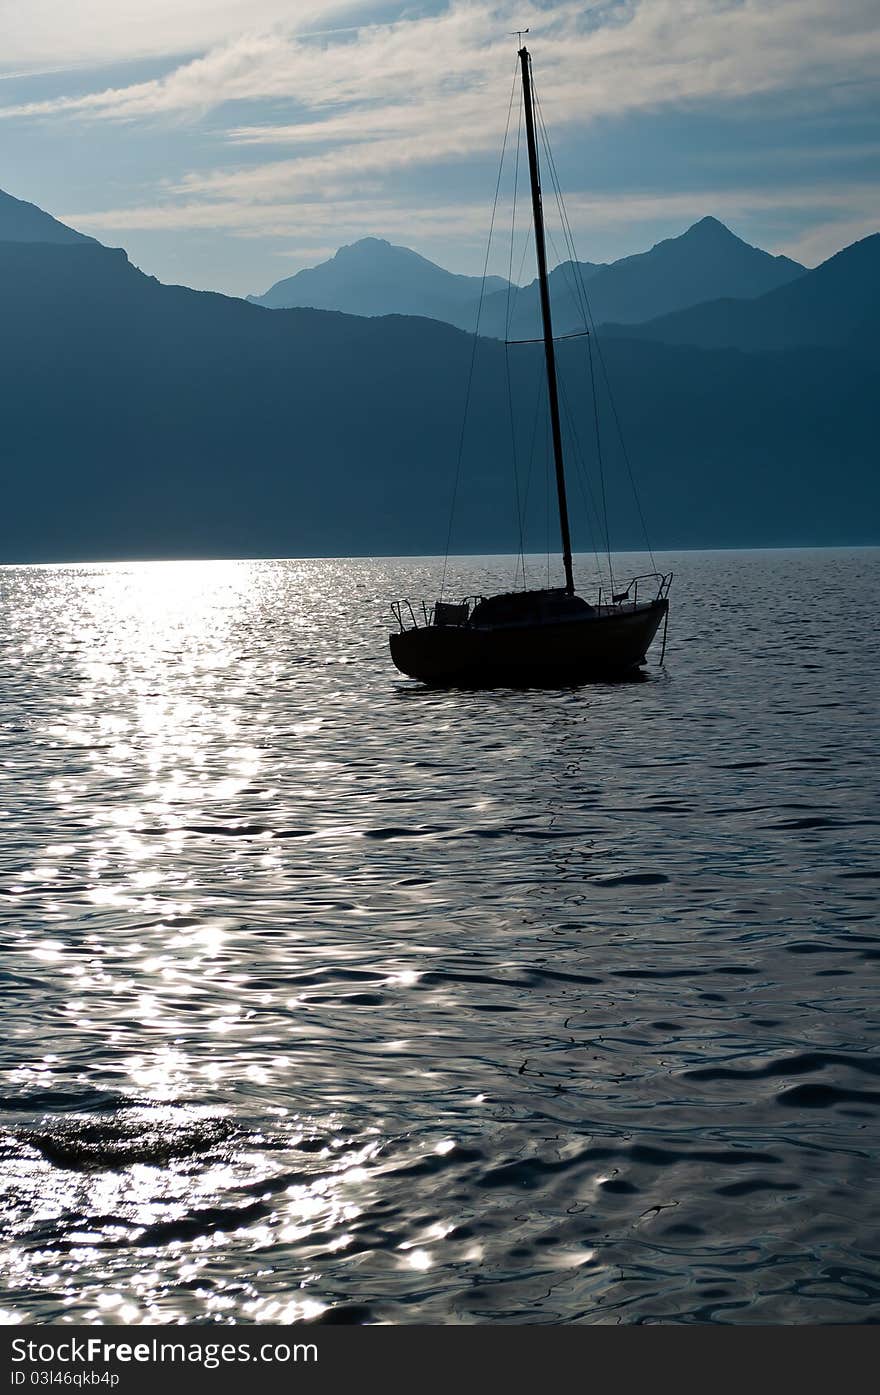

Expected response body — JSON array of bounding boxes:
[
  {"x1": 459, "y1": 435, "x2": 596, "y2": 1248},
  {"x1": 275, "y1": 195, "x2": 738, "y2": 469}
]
[{"x1": 0, "y1": 548, "x2": 878, "y2": 1324}]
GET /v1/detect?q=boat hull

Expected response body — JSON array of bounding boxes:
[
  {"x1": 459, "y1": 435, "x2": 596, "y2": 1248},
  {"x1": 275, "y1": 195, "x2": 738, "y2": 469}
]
[{"x1": 389, "y1": 598, "x2": 668, "y2": 685}]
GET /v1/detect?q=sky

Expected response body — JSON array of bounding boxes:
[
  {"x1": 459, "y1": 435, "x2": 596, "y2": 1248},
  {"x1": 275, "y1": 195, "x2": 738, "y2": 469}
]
[{"x1": 1, "y1": 0, "x2": 878, "y2": 296}]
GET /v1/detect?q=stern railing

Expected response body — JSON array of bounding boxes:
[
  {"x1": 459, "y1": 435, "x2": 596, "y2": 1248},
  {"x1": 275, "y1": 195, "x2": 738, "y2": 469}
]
[{"x1": 598, "y1": 571, "x2": 673, "y2": 611}]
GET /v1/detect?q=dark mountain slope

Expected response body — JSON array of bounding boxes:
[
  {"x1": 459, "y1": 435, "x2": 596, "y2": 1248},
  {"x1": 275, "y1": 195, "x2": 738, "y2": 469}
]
[
  {"x1": 0, "y1": 188, "x2": 97, "y2": 245},
  {"x1": 588, "y1": 217, "x2": 804, "y2": 323},
  {"x1": 433, "y1": 217, "x2": 804, "y2": 337},
  {"x1": 606, "y1": 233, "x2": 880, "y2": 351},
  {"x1": 250, "y1": 219, "x2": 804, "y2": 339},
  {"x1": 0, "y1": 238, "x2": 875, "y2": 561}
]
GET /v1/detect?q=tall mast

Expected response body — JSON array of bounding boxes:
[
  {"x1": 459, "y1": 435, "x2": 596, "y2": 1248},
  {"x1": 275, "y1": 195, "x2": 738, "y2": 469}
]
[{"x1": 518, "y1": 45, "x2": 574, "y2": 596}]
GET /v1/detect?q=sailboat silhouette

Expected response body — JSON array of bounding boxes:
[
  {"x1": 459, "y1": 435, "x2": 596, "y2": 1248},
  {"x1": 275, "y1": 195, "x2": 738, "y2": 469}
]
[{"x1": 390, "y1": 44, "x2": 671, "y2": 685}]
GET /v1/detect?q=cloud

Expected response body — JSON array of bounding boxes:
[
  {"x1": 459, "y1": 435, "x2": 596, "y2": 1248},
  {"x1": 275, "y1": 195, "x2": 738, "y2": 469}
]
[
  {"x1": 6, "y1": 1, "x2": 879, "y2": 131},
  {"x1": 1, "y1": 0, "x2": 875, "y2": 124},
  {"x1": 8, "y1": 2, "x2": 879, "y2": 285},
  {"x1": 14, "y1": 6, "x2": 877, "y2": 181},
  {"x1": 68, "y1": 181, "x2": 880, "y2": 268},
  {"x1": 781, "y1": 213, "x2": 880, "y2": 266},
  {"x1": 65, "y1": 197, "x2": 493, "y2": 241},
  {"x1": 0, "y1": 1, "x2": 367, "y2": 74}
]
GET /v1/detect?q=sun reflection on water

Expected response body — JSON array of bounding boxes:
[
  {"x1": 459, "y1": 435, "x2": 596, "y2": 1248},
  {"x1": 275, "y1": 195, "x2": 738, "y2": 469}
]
[{"x1": 1, "y1": 552, "x2": 878, "y2": 1323}]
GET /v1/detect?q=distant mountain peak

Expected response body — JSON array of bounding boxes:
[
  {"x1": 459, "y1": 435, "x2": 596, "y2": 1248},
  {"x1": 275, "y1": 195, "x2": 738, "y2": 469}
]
[
  {"x1": 339, "y1": 236, "x2": 391, "y2": 251},
  {"x1": 250, "y1": 236, "x2": 509, "y2": 314},
  {"x1": 331, "y1": 236, "x2": 436, "y2": 269},
  {"x1": 334, "y1": 236, "x2": 392, "y2": 257},
  {"x1": 676, "y1": 216, "x2": 803, "y2": 269},
  {"x1": 682, "y1": 215, "x2": 738, "y2": 241}
]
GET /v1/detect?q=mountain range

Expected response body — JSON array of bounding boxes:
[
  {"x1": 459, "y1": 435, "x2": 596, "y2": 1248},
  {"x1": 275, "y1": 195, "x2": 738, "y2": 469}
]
[
  {"x1": 251, "y1": 218, "x2": 805, "y2": 337},
  {"x1": 0, "y1": 187, "x2": 876, "y2": 562},
  {"x1": 602, "y1": 232, "x2": 880, "y2": 352}
]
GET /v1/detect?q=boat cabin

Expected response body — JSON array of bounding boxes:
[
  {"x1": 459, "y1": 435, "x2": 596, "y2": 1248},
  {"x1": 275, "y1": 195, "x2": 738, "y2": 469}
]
[{"x1": 469, "y1": 589, "x2": 595, "y2": 627}]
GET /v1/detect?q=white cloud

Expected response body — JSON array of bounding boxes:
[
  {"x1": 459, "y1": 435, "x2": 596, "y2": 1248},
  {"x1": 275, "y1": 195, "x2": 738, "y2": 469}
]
[
  {"x1": 66, "y1": 197, "x2": 491, "y2": 240},
  {"x1": 6, "y1": 1, "x2": 878, "y2": 287},
  {"x1": 13, "y1": 5, "x2": 876, "y2": 202},
  {"x1": 780, "y1": 213, "x2": 880, "y2": 266},
  {"x1": 0, "y1": 1, "x2": 367, "y2": 74},
  {"x1": 5, "y1": 1, "x2": 879, "y2": 132},
  {"x1": 68, "y1": 181, "x2": 880, "y2": 269}
]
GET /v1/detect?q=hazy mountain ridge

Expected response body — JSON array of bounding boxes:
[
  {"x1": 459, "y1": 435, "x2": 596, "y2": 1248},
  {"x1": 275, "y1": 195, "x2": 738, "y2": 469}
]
[
  {"x1": 252, "y1": 218, "x2": 806, "y2": 336},
  {"x1": 601, "y1": 233, "x2": 880, "y2": 352},
  {"x1": 0, "y1": 207, "x2": 875, "y2": 562},
  {"x1": 249, "y1": 236, "x2": 510, "y2": 322}
]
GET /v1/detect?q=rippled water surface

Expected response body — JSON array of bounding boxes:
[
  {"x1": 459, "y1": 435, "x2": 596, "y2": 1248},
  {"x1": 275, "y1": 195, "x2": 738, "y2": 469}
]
[{"x1": 0, "y1": 549, "x2": 878, "y2": 1325}]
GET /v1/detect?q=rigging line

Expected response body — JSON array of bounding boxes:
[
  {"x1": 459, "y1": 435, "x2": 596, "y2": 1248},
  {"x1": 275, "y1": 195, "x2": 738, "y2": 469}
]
[
  {"x1": 441, "y1": 59, "x2": 520, "y2": 600},
  {"x1": 515, "y1": 372, "x2": 547, "y2": 588},
  {"x1": 532, "y1": 82, "x2": 657, "y2": 572},
  {"x1": 556, "y1": 356, "x2": 606, "y2": 581},
  {"x1": 542, "y1": 188, "x2": 610, "y2": 579},
  {"x1": 530, "y1": 95, "x2": 599, "y2": 352},
  {"x1": 556, "y1": 347, "x2": 606, "y2": 578},
  {"x1": 549, "y1": 198, "x2": 656, "y2": 578},
  {"x1": 503, "y1": 224, "x2": 535, "y2": 347},
  {"x1": 543, "y1": 222, "x2": 587, "y2": 341},
  {"x1": 545, "y1": 207, "x2": 615, "y2": 582},
  {"x1": 545, "y1": 413, "x2": 552, "y2": 589},
  {"x1": 520, "y1": 374, "x2": 546, "y2": 519},
  {"x1": 532, "y1": 84, "x2": 592, "y2": 330},
  {"x1": 504, "y1": 85, "x2": 527, "y2": 589},
  {"x1": 527, "y1": 81, "x2": 612, "y2": 585},
  {"x1": 544, "y1": 222, "x2": 590, "y2": 344},
  {"x1": 506, "y1": 126, "x2": 539, "y2": 329},
  {"x1": 506, "y1": 330, "x2": 590, "y2": 345},
  {"x1": 513, "y1": 226, "x2": 533, "y2": 304},
  {"x1": 503, "y1": 194, "x2": 537, "y2": 341},
  {"x1": 532, "y1": 98, "x2": 591, "y2": 334},
  {"x1": 531, "y1": 97, "x2": 613, "y2": 588},
  {"x1": 587, "y1": 332, "x2": 614, "y2": 591},
  {"x1": 535, "y1": 131, "x2": 613, "y2": 589},
  {"x1": 504, "y1": 342, "x2": 527, "y2": 587},
  {"x1": 505, "y1": 93, "x2": 522, "y2": 342},
  {"x1": 503, "y1": 99, "x2": 534, "y2": 349},
  {"x1": 586, "y1": 329, "x2": 657, "y2": 574},
  {"x1": 555, "y1": 198, "x2": 656, "y2": 572},
  {"x1": 550, "y1": 257, "x2": 617, "y2": 592},
  {"x1": 565, "y1": 424, "x2": 604, "y2": 587},
  {"x1": 500, "y1": 231, "x2": 533, "y2": 345},
  {"x1": 519, "y1": 373, "x2": 547, "y2": 584}
]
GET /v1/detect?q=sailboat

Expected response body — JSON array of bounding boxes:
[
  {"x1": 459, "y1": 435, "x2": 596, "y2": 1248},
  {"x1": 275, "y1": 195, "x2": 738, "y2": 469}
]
[{"x1": 389, "y1": 43, "x2": 672, "y2": 685}]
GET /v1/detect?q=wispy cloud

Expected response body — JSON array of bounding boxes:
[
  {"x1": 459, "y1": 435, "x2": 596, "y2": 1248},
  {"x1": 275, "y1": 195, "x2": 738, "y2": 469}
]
[
  {"x1": 781, "y1": 213, "x2": 880, "y2": 266},
  {"x1": 5, "y1": 1, "x2": 878, "y2": 130},
  {"x1": 6, "y1": 2, "x2": 878, "y2": 287},
  {"x1": 69, "y1": 181, "x2": 880, "y2": 267},
  {"x1": 0, "y1": 1, "x2": 367, "y2": 74}
]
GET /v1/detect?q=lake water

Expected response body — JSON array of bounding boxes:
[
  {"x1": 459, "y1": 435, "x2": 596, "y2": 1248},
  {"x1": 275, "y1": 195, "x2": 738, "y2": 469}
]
[{"x1": 0, "y1": 548, "x2": 878, "y2": 1325}]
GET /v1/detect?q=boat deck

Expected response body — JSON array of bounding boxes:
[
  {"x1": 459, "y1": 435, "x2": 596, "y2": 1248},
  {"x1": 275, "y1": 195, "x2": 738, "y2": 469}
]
[{"x1": 391, "y1": 573, "x2": 673, "y2": 635}]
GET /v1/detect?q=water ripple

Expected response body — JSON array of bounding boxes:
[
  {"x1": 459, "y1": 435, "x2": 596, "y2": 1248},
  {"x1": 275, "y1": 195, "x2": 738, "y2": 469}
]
[{"x1": 0, "y1": 549, "x2": 878, "y2": 1323}]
